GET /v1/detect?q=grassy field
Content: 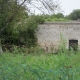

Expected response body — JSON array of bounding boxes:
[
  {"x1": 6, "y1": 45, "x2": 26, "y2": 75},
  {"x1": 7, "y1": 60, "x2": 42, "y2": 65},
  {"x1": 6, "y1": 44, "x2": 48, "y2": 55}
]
[{"x1": 0, "y1": 50, "x2": 80, "y2": 80}]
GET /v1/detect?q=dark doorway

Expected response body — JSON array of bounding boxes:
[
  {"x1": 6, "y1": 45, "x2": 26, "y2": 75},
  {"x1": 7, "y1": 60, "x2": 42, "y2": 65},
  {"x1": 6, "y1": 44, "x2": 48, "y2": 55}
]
[{"x1": 69, "y1": 40, "x2": 78, "y2": 50}]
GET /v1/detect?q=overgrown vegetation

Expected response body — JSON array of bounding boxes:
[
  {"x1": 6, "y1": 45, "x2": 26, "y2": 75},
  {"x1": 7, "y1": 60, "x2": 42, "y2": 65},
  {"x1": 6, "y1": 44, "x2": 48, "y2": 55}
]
[
  {"x1": 0, "y1": 49, "x2": 80, "y2": 80},
  {"x1": 0, "y1": 0, "x2": 45, "y2": 50},
  {"x1": 67, "y1": 9, "x2": 80, "y2": 20},
  {"x1": 0, "y1": 34, "x2": 79, "y2": 79},
  {"x1": 44, "y1": 13, "x2": 71, "y2": 22},
  {"x1": 0, "y1": 0, "x2": 60, "y2": 51},
  {"x1": 1, "y1": 0, "x2": 80, "y2": 79},
  {"x1": 1, "y1": 14, "x2": 45, "y2": 50}
]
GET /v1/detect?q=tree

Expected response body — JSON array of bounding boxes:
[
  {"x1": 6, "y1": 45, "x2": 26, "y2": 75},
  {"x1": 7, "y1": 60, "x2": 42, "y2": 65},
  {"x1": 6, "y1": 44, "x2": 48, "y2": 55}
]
[
  {"x1": 67, "y1": 9, "x2": 80, "y2": 20},
  {"x1": 0, "y1": 0, "x2": 28, "y2": 53},
  {"x1": 51, "y1": 13, "x2": 64, "y2": 19},
  {"x1": 0, "y1": 0, "x2": 60, "y2": 53}
]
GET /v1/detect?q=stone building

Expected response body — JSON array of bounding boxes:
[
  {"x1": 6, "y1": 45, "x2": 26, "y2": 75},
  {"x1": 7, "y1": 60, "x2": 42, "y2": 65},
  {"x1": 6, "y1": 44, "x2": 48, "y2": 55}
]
[{"x1": 36, "y1": 22, "x2": 80, "y2": 51}]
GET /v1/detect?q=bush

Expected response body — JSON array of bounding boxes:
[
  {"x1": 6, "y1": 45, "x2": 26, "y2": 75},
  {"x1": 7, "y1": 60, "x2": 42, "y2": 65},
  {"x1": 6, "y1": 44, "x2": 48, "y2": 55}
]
[
  {"x1": 30, "y1": 15, "x2": 45, "y2": 24},
  {"x1": 2, "y1": 15, "x2": 45, "y2": 51}
]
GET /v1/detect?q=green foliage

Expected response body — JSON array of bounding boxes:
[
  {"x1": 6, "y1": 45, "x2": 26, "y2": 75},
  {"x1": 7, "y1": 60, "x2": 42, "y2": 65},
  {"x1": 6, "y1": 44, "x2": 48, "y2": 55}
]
[
  {"x1": 42, "y1": 14, "x2": 51, "y2": 19},
  {"x1": 11, "y1": 46, "x2": 44, "y2": 55},
  {"x1": 4, "y1": 15, "x2": 44, "y2": 47},
  {"x1": 0, "y1": 0, "x2": 60, "y2": 51},
  {"x1": 0, "y1": 0, "x2": 28, "y2": 47},
  {"x1": 45, "y1": 18, "x2": 70, "y2": 22},
  {"x1": 30, "y1": 15, "x2": 45, "y2": 24},
  {"x1": 58, "y1": 33, "x2": 67, "y2": 54},
  {"x1": 67, "y1": 9, "x2": 80, "y2": 20},
  {"x1": 19, "y1": 15, "x2": 44, "y2": 47},
  {"x1": 51, "y1": 13, "x2": 64, "y2": 19},
  {"x1": 0, "y1": 51, "x2": 80, "y2": 79},
  {"x1": 18, "y1": 17, "x2": 38, "y2": 47},
  {"x1": 44, "y1": 13, "x2": 71, "y2": 22},
  {"x1": 0, "y1": 0, "x2": 45, "y2": 49}
]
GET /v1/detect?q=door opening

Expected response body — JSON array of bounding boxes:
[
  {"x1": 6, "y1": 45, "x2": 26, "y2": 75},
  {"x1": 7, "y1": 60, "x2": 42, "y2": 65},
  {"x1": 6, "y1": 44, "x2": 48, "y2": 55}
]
[{"x1": 69, "y1": 40, "x2": 78, "y2": 50}]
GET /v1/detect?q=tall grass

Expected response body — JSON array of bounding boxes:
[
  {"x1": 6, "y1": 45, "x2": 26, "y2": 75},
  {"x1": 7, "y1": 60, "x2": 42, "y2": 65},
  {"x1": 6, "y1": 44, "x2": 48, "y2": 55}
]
[{"x1": 0, "y1": 49, "x2": 80, "y2": 80}]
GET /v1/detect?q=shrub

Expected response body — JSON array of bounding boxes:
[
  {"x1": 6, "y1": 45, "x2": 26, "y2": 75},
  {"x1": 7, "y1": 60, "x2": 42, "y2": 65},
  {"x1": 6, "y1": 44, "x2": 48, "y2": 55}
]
[{"x1": 2, "y1": 15, "x2": 45, "y2": 51}]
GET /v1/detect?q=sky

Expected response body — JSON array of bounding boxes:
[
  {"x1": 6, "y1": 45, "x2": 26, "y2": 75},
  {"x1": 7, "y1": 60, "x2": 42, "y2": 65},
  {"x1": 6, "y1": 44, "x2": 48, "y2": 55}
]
[
  {"x1": 20, "y1": 0, "x2": 80, "y2": 15},
  {"x1": 33, "y1": 0, "x2": 80, "y2": 15},
  {"x1": 60, "y1": 0, "x2": 80, "y2": 15}
]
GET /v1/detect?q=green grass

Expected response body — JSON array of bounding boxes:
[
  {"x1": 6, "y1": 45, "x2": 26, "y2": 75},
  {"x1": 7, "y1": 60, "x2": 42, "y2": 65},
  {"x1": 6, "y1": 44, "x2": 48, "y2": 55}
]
[{"x1": 0, "y1": 51, "x2": 80, "y2": 80}]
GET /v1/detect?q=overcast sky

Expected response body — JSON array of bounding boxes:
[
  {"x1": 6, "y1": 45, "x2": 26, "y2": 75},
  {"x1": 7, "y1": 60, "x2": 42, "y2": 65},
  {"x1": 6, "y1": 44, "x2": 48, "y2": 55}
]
[
  {"x1": 21, "y1": 0, "x2": 80, "y2": 15},
  {"x1": 33, "y1": 0, "x2": 80, "y2": 15},
  {"x1": 60, "y1": 0, "x2": 80, "y2": 15}
]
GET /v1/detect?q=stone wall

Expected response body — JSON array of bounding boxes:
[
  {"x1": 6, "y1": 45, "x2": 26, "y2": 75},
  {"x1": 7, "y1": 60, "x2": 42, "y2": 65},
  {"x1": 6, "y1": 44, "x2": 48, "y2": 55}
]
[{"x1": 36, "y1": 22, "x2": 80, "y2": 50}]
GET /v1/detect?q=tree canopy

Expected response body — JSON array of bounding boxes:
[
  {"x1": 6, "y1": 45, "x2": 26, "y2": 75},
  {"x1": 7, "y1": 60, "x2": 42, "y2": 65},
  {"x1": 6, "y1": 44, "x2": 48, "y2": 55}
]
[
  {"x1": 67, "y1": 9, "x2": 80, "y2": 20},
  {"x1": 51, "y1": 13, "x2": 64, "y2": 18}
]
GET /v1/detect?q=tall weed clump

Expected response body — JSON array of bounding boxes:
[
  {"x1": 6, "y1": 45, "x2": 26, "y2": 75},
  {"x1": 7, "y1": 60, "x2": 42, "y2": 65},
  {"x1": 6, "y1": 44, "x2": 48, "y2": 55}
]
[{"x1": 58, "y1": 33, "x2": 67, "y2": 54}]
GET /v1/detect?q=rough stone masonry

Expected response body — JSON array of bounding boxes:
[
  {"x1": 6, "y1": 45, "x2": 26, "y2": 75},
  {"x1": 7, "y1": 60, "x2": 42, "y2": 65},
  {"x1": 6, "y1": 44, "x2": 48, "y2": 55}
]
[{"x1": 36, "y1": 22, "x2": 80, "y2": 51}]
